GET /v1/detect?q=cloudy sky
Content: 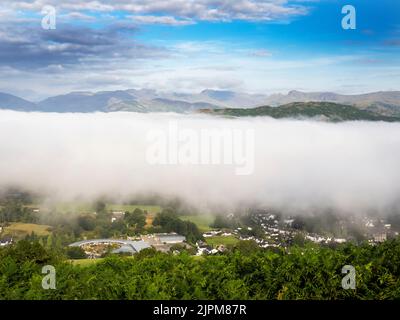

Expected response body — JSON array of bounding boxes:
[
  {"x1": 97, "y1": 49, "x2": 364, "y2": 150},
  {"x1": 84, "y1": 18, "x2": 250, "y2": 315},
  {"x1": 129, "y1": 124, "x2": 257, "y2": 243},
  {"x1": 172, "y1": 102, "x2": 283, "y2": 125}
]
[{"x1": 0, "y1": 0, "x2": 399, "y2": 100}]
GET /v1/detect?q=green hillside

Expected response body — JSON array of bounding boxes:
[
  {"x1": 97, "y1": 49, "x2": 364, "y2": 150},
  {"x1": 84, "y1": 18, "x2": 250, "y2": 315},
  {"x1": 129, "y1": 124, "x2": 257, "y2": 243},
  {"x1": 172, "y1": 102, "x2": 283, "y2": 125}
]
[{"x1": 205, "y1": 102, "x2": 400, "y2": 122}]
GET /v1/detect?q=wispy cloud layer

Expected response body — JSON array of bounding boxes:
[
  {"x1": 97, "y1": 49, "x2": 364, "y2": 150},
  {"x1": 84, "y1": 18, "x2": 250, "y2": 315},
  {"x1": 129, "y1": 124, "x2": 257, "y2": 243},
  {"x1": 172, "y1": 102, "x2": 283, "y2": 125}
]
[
  {"x1": 0, "y1": 0, "x2": 398, "y2": 98},
  {"x1": 0, "y1": 23, "x2": 165, "y2": 70},
  {"x1": 1, "y1": 0, "x2": 309, "y2": 22}
]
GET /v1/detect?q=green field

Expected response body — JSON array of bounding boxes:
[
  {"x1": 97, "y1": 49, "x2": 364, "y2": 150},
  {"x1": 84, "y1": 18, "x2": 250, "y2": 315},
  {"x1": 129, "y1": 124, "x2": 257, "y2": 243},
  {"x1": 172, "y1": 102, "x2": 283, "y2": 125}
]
[
  {"x1": 38, "y1": 202, "x2": 162, "y2": 215},
  {"x1": 208, "y1": 101, "x2": 400, "y2": 122},
  {"x1": 45, "y1": 202, "x2": 93, "y2": 214},
  {"x1": 69, "y1": 258, "x2": 104, "y2": 266},
  {"x1": 106, "y1": 204, "x2": 162, "y2": 214},
  {"x1": 179, "y1": 215, "x2": 215, "y2": 232},
  {"x1": 26, "y1": 202, "x2": 161, "y2": 230},
  {"x1": 2, "y1": 223, "x2": 52, "y2": 238},
  {"x1": 205, "y1": 235, "x2": 239, "y2": 247}
]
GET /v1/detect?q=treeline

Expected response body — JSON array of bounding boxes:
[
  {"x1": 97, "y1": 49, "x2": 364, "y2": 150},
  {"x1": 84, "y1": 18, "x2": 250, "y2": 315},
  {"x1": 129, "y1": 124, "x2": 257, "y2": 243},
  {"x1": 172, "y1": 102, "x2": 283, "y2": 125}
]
[
  {"x1": 75, "y1": 206, "x2": 147, "y2": 239},
  {"x1": 1, "y1": 239, "x2": 400, "y2": 300},
  {"x1": 75, "y1": 207, "x2": 203, "y2": 243},
  {"x1": 0, "y1": 201, "x2": 38, "y2": 224},
  {"x1": 152, "y1": 208, "x2": 203, "y2": 243}
]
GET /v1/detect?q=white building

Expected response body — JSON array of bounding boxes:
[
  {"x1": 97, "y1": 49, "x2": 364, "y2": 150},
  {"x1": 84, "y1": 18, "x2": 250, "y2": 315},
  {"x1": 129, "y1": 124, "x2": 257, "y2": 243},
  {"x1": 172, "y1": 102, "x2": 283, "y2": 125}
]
[{"x1": 156, "y1": 233, "x2": 186, "y2": 244}]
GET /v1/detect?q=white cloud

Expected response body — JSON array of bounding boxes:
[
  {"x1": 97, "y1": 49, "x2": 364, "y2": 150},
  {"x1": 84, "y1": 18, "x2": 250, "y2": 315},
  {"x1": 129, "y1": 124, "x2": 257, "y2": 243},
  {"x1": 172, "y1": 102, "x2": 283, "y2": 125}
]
[
  {"x1": 61, "y1": 12, "x2": 97, "y2": 21},
  {"x1": 2, "y1": 0, "x2": 309, "y2": 22},
  {"x1": 0, "y1": 39, "x2": 396, "y2": 99},
  {"x1": 131, "y1": 15, "x2": 195, "y2": 26}
]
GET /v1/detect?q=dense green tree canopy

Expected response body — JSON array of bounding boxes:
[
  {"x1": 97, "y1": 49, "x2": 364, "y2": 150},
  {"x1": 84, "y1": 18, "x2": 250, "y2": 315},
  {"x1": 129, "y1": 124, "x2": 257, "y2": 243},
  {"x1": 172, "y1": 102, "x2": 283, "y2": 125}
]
[{"x1": 1, "y1": 239, "x2": 400, "y2": 300}]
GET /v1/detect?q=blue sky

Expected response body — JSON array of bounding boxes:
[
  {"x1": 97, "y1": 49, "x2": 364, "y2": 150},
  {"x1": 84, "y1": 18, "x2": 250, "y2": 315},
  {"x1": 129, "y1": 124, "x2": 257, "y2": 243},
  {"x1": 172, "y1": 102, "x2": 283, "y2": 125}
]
[{"x1": 0, "y1": 0, "x2": 399, "y2": 100}]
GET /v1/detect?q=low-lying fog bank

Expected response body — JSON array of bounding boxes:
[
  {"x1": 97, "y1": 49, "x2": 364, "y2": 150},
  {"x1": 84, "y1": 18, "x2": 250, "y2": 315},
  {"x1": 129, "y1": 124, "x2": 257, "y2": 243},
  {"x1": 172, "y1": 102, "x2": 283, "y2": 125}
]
[{"x1": 1, "y1": 110, "x2": 400, "y2": 215}]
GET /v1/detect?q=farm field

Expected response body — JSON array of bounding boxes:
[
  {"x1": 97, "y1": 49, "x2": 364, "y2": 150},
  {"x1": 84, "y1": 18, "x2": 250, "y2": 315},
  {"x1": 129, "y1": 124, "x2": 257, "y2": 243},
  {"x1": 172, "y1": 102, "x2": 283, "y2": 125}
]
[
  {"x1": 43, "y1": 202, "x2": 93, "y2": 214},
  {"x1": 205, "y1": 235, "x2": 240, "y2": 247},
  {"x1": 69, "y1": 258, "x2": 104, "y2": 266},
  {"x1": 2, "y1": 222, "x2": 52, "y2": 238},
  {"x1": 33, "y1": 202, "x2": 162, "y2": 215},
  {"x1": 106, "y1": 204, "x2": 162, "y2": 215},
  {"x1": 179, "y1": 215, "x2": 215, "y2": 232}
]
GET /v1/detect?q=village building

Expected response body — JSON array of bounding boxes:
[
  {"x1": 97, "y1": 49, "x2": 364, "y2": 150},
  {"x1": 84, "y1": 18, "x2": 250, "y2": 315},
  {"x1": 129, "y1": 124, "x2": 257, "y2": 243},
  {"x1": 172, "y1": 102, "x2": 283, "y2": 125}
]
[
  {"x1": 0, "y1": 236, "x2": 13, "y2": 247},
  {"x1": 156, "y1": 233, "x2": 186, "y2": 244},
  {"x1": 111, "y1": 211, "x2": 125, "y2": 223},
  {"x1": 69, "y1": 239, "x2": 151, "y2": 258}
]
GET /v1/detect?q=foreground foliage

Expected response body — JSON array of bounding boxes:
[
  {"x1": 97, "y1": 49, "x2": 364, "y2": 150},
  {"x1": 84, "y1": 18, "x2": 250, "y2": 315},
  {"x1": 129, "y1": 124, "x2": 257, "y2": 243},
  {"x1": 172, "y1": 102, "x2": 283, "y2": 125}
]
[{"x1": 1, "y1": 239, "x2": 400, "y2": 300}]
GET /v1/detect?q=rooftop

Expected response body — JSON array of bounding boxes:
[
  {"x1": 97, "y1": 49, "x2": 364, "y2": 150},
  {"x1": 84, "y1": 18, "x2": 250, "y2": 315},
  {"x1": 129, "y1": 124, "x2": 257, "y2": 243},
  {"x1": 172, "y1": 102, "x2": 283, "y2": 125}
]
[{"x1": 69, "y1": 239, "x2": 151, "y2": 253}]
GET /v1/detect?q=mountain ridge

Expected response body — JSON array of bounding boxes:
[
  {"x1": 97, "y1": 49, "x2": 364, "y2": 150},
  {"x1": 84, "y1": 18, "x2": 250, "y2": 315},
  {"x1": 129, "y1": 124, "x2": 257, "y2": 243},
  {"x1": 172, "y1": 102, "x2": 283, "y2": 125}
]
[
  {"x1": 264, "y1": 90, "x2": 400, "y2": 116},
  {"x1": 0, "y1": 89, "x2": 400, "y2": 116},
  {"x1": 0, "y1": 92, "x2": 37, "y2": 111},
  {"x1": 202, "y1": 101, "x2": 400, "y2": 122}
]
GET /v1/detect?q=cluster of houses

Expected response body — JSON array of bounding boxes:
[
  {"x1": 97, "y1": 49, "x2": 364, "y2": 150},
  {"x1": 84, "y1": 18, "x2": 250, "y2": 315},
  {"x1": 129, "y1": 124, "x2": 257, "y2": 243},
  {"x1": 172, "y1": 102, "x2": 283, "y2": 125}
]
[
  {"x1": 203, "y1": 230, "x2": 233, "y2": 238},
  {"x1": 305, "y1": 234, "x2": 347, "y2": 244},
  {"x1": 250, "y1": 212, "x2": 351, "y2": 247},
  {"x1": 196, "y1": 240, "x2": 227, "y2": 256},
  {"x1": 251, "y1": 213, "x2": 299, "y2": 247},
  {"x1": 252, "y1": 212, "x2": 400, "y2": 247},
  {"x1": 364, "y1": 218, "x2": 398, "y2": 244}
]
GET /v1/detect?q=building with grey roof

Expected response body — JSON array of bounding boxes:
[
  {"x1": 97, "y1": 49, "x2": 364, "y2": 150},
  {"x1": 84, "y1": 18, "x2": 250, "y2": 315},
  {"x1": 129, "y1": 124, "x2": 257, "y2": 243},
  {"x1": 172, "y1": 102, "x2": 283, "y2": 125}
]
[
  {"x1": 69, "y1": 239, "x2": 151, "y2": 254},
  {"x1": 156, "y1": 233, "x2": 186, "y2": 244}
]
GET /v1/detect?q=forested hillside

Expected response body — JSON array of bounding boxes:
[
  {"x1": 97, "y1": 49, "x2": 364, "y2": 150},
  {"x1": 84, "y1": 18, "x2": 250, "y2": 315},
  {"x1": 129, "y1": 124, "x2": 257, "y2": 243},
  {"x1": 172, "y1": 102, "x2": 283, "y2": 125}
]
[{"x1": 205, "y1": 102, "x2": 400, "y2": 122}]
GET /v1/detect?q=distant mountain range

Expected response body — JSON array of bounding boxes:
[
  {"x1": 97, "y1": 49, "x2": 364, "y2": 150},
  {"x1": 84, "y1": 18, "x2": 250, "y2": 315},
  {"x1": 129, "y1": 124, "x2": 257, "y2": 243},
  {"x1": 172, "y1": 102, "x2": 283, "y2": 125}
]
[
  {"x1": 0, "y1": 92, "x2": 37, "y2": 111},
  {"x1": 264, "y1": 90, "x2": 400, "y2": 117},
  {"x1": 0, "y1": 89, "x2": 400, "y2": 118},
  {"x1": 202, "y1": 101, "x2": 400, "y2": 122},
  {"x1": 0, "y1": 89, "x2": 265, "y2": 113}
]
